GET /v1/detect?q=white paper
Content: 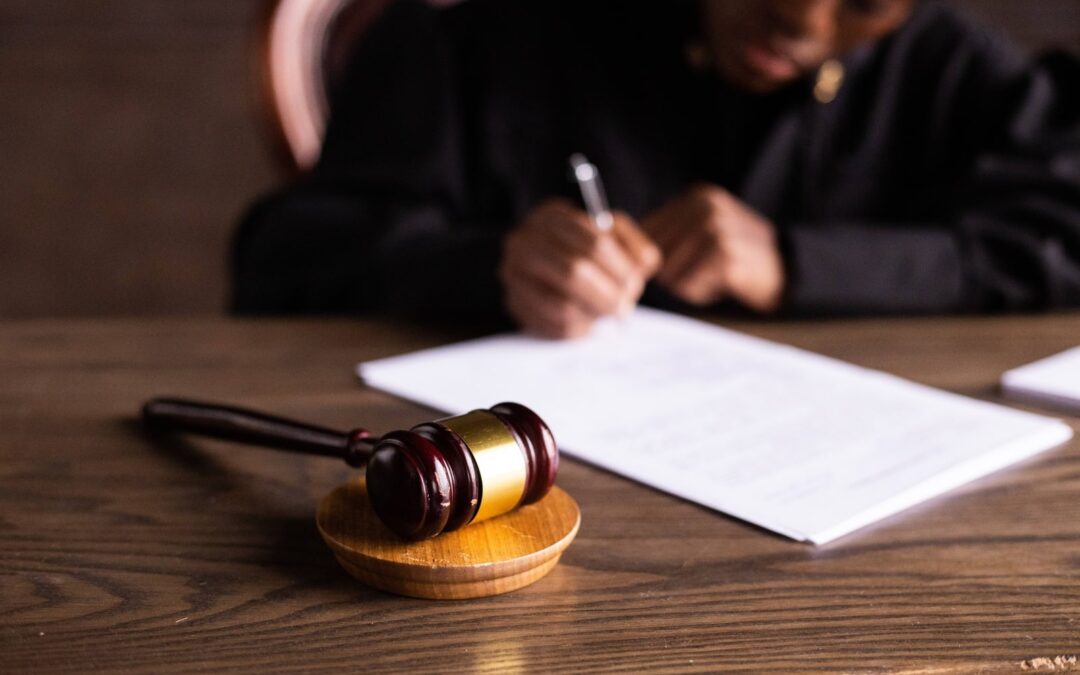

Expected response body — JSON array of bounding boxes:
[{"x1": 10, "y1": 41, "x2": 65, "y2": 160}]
[
  {"x1": 1002, "y1": 346, "x2": 1080, "y2": 412},
  {"x1": 359, "y1": 308, "x2": 1073, "y2": 544}
]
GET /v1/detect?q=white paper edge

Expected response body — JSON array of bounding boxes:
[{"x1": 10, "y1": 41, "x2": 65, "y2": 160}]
[{"x1": 806, "y1": 421, "x2": 1074, "y2": 544}]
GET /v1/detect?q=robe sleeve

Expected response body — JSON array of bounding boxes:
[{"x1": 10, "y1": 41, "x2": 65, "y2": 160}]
[{"x1": 784, "y1": 48, "x2": 1080, "y2": 315}]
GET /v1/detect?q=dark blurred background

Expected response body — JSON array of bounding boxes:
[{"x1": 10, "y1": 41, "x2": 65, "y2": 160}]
[{"x1": 1, "y1": 0, "x2": 1077, "y2": 317}]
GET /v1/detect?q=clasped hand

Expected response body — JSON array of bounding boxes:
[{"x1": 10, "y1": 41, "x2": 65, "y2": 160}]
[{"x1": 500, "y1": 185, "x2": 786, "y2": 338}]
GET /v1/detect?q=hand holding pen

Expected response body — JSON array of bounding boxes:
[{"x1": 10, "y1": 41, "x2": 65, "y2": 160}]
[{"x1": 498, "y1": 154, "x2": 660, "y2": 339}]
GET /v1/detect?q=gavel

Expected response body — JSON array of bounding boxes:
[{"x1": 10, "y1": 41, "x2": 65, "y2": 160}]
[{"x1": 141, "y1": 398, "x2": 559, "y2": 540}]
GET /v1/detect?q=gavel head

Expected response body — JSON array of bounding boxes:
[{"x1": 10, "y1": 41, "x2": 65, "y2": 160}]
[{"x1": 365, "y1": 402, "x2": 559, "y2": 540}]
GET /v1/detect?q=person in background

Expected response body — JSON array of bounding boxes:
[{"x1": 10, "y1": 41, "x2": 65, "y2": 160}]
[{"x1": 234, "y1": 0, "x2": 1080, "y2": 338}]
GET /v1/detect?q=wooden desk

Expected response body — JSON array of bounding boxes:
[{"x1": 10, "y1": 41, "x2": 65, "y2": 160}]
[{"x1": 2, "y1": 316, "x2": 1079, "y2": 673}]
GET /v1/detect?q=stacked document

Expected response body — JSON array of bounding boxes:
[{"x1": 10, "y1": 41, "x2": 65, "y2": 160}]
[
  {"x1": 1002, "y1": 347, "x2": 1080, "y2": 413},
  {"x1": 359, "y1": 309, "x2": 1073, "y2": 544}
]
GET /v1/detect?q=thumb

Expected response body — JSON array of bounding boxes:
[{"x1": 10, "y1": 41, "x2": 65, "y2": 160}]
[{"x1": 611, "y1": 212, "x2": 662, "y2": 276}]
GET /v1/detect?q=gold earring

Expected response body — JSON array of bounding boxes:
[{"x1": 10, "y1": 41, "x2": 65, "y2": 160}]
[{"x1": 814, "y1": 59, "x2": 845, "y2": 104}]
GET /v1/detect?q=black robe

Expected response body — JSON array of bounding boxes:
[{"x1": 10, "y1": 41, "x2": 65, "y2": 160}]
[{"x1": 233, "y1": 0, "x2": 1080, "y2": 318}]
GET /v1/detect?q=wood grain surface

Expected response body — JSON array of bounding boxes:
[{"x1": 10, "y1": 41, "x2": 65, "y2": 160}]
[
  {"x1": 1, "y1": 315, "x2": 1079, "y2": 673},
  {"x1": 317, "y1": 479, "x2": 580, "y2": 599}
]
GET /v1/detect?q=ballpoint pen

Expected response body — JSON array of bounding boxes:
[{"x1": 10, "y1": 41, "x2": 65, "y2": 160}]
[
  {"x1": 568, "y1": 153, "x2": 614, "y2": 232},
  {"x1": 569, "y1": 152, "x2": 641, "y2": 318}
]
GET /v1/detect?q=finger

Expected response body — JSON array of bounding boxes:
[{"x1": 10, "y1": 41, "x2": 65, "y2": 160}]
[
  {"x1": 671, "y1": 257, "x2": 726, "y2": 306},
  {"x1": 641, "y1": 187, "x2": 719, "y2": 253},
  {"x1": 611, "y1": 213, "x2": 662, "y2": 276},
  {"x1": 537, "y1": 203, "x2": 647, "y2": 270},
  {"x1": 658, "y1": 233, "x2": 727, "y2": 306},
  {"x1": 522, "y1": 203, "x2": 654, "y2": 313},
  {"x1": 522, "y1": 207, "x2": 649, "y2": 315},
  {"x1": 592, "y1": 235, "x2": 641, "y2": 293},
  {"x1": 529, "y1": 201, "x2": 604, "y2": 255},
  {"x1": 639, "y1": 208, "x2": 682, "y2": 254},
  {"x1": 532, "y1": 203, "x2": 647, "y2": 269},
  {"x1": 504, "y1": 243, "x2": 625, "y2": 319},
  {"x1": 720, "y1": 242, "x2": 785, "y2": 314},
  {"x1": 504, "y1": 279, "x2": 594, "y2": 339},
  {"x1": 657, "y1": 229, "x2": 713, "y2": 287},
  {"x1": 575, "y1": 226, "x2": 652, "y2": 314}
]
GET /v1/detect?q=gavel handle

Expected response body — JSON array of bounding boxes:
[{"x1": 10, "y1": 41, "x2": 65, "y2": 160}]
[{"x1": 141, "y1": 397, "x2": 375, "y2": 467}]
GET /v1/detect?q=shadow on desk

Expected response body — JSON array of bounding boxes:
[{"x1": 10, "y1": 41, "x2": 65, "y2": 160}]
[{"x1": 130, "y1": 418, "x2": 388, "y2": 601}]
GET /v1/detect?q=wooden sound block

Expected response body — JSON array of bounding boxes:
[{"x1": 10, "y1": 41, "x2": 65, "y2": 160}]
[{"x1": 316, "y1": 477, "x2": 581, "y2": 600}]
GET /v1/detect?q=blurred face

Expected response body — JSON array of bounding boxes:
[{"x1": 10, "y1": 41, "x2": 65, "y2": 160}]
[{"x1": 701, "y1": 0, "x2": 915, "y2": 93}]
